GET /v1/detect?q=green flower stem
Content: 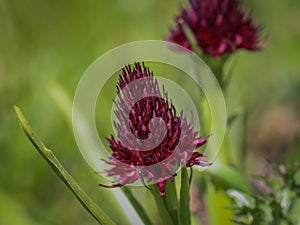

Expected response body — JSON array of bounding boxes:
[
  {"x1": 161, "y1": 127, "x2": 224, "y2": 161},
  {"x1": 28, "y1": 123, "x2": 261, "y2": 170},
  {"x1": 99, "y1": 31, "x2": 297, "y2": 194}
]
[
  {"x1": 149, "y1": 185, "x2": 174, "y2": 225},
  {"x1": 203, "y1": 54, "x2": 230, "y2": 90},
  {"x1": 179, "y1": 167, "x2": 191, "y2": 225},
  {"x1": 122, "y1": 187, "x2": 153, "y2": 225},
  {"x1": 14, "y1": 106, "x2": 115, "y2": 225},
  {"x1": 181, "y1": 21, "x2": 201, "y2": 56},
  {"x1": 163, "y1": 181, "x2": 179, "y2": 225}
]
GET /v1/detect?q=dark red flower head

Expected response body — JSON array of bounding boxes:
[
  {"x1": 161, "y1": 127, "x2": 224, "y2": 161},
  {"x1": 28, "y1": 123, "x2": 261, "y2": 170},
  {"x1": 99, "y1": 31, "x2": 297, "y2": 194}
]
[
  {"x1": 167, "y1": 0, "x2": 264, "y2": 57},
  {"x1": 99, "y1": 62, "x2": 209, "y2": 195}
]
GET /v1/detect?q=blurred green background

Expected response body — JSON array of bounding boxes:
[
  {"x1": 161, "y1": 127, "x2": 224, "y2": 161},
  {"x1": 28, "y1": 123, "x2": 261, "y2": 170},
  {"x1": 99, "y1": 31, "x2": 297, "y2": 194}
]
[{"x1": 0, "y1": 0, "x2": 299, "y2": 224}]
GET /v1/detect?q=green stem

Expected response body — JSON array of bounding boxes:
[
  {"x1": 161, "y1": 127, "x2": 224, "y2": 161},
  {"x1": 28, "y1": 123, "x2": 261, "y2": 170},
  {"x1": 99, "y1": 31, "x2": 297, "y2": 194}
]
[
  {"x1": 179, "y1": 167, "x2": 191, "y2": 225},
  {"x1": 122, "y1": 187, "x2": 153, "y2": 225},
  {"x1": 14, "y1": 106, "x2": 115, "y2": 225},
  {"x1": 163, "y1": 182, "x2": 179, "y2": 225},
  {"x1": 149, "y1": 185, "x2": 174, "y2": 225}
]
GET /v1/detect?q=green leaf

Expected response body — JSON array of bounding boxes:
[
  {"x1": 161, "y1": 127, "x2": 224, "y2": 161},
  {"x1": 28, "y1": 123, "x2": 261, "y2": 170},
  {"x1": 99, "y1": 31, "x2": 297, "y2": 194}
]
[
  {"x1": 14, "y1": 106, "x2": 115, "y2": 225},
  {"x1": 122, "y1": 187, "x2": 153, "y2": 225},
  {"x1": 163, "y1": 181, "x2": 179, "y2": 225},
  {"x1": 179, "y1": 166, "x2": 191, "y2": 225},
  {"x1": 149, "y1": 185, "x2": 174, "y2": 225}
]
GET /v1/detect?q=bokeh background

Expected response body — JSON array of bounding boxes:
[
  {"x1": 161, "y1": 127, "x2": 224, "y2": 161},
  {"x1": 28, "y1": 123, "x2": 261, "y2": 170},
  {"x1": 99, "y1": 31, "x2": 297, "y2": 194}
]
[{"x1": 1, "y1": 0, "x2": 299, "y2": 224}]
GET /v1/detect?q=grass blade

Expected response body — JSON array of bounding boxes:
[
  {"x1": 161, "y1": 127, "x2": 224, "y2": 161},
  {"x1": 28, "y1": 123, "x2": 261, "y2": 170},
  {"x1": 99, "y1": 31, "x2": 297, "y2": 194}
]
[{"x1": 14, "y1": 106, "x2": 115, "y2": 225}]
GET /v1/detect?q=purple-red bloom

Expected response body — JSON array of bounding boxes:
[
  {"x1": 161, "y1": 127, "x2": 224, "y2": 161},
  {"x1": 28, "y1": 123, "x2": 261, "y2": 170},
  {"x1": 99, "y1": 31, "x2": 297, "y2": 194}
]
[
  {"x1": 167, "y1": 0, "x2": 264, "y2": 57},
  {"x1": 99, "y1": 62, "x2": 209, "y2": 196}
]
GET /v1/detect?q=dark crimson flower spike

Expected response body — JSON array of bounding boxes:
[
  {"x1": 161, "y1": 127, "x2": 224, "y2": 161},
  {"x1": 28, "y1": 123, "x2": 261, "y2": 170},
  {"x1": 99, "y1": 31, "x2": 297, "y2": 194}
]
[
  {"x1": 99, "y1": 62, "x2": 209, "y2": 196},
  {"x1": 167, "y1": 0, "x2": 265, "y2": 57}
]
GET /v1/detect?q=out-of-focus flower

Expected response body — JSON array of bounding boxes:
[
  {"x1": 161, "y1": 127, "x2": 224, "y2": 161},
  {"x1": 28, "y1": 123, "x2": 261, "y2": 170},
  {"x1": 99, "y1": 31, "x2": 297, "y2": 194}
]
[
  {"x1": 99, "y1": 62, "x2": 209, "y2": 196},
  {"x1": 167, "y1": 0, "x2": 264, "y2": 57}
]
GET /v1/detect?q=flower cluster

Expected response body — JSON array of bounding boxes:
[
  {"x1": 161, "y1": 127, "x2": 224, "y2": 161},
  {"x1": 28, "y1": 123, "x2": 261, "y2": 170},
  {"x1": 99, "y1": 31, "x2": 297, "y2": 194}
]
[
  {"x1": 167, "y1": 0, "x2": 263, "y2": 57},
  {"x1": 99, "y1": 62, "x2": 209, "y2": 195}
]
